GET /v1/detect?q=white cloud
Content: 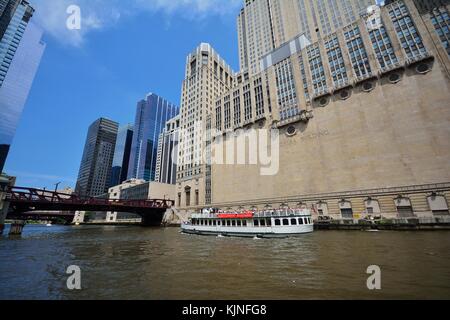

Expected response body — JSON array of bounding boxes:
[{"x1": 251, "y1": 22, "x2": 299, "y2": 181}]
[{"x1": 30, "y1": 0, "x2": 242, "y2": 47}]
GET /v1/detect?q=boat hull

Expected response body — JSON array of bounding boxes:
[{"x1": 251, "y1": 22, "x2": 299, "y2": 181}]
[{"x1": 181, "y1": 224, "x2": 314, "y2": 238}]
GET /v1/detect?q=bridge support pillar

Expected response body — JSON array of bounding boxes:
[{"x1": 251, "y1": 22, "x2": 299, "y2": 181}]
[
  {"x1": 72, "y1": 211, "x2": 86, "y2": 224},
  {"x1": 0, "y1": 196, "x2": 10, "y2": 236},
  {"x1": 9, "y1": 221, "x2": 25, "y2": 236}
]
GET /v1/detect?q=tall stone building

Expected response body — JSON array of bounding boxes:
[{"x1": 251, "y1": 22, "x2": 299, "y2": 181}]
[
  {"x1": 208, "y1": 0, "x2": 450, "y2": 220},
  {"x1": 237, "y1": 0, "x2": 376, "y2": 76},
  {"x1": 75, "y1": 118, "x2": 119, "y2": 197},
  {"x1": 176, "y1": 43, "x2": 234, "y2": 208}
]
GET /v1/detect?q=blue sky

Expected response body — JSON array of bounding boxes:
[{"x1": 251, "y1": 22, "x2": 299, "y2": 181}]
[{"x1": 4, "y1": 0, "x2": 241, "y2": 190}]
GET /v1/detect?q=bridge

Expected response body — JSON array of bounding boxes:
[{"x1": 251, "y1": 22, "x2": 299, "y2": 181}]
[{"x1": 4, "y1": 187, "x2": 174, "y2": 226}]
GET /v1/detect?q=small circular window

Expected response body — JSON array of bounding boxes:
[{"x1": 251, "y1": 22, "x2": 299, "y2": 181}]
[
  {"x1": 339, "y1": 90, "x2": 350, "y2": 100},
  {"x1": 286, "y1": 126, "x2": 297, "y2": 136},
  {"x1": 388, "y1": 73, "x2": 401, "y2": 83},
  {"x1": 362, "y1": 81, "x2": 374, "y2": 92},
  {"x1": 319, "y1": 97, "x2": 329, "y2": 107},
  {"x1": 416, "y1": 63, "x2": 430, "y2": 74}
]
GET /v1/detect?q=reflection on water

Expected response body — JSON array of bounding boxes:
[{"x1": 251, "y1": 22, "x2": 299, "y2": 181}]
[{"x1": 0, "y1": 225, "x2": 449, "y2": 299}]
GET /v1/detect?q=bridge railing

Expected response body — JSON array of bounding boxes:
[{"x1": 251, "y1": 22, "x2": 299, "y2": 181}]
[{"x1": 6, "y1": 186, "x2": 175, "y2": 208}]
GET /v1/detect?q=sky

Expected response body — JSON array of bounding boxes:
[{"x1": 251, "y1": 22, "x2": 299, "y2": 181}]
[{"x1": 4, "y1": 0, "x2": 242, "y2": 190}]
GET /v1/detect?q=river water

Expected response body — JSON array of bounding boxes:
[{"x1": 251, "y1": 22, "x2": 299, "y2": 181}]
[{"x1": 0, "y1": 225, "x2": 449, "y2": 300}]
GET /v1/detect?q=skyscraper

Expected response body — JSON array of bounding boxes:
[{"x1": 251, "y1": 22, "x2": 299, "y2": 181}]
[
  {"x1": 155, "y1": 115, "x2": 180, "y2": 185},
  {"x1": 75, "y1": 118, "x2": 119, "y2": 197},
  {"x1": 208, "y1": 0, "x2": 450, "y2": 219},
  {"x1": 0, "y1": 0, "x2": 45, "y2": 173},
  {"x1": 0, "y1": 0, "x2": 22, "y2": 43},
  {"x1": 127, "y1": 93, "x2": 179, "y2": 182},
  {"x1": 176, "y1": 43, "x2": 234, "y2": 208},
  {"x1": 110, "y1": 124, "x2": 134, "y2": 187},
  {"x1": 237, "y1": 0, "x2": 377, "y2": 76}
]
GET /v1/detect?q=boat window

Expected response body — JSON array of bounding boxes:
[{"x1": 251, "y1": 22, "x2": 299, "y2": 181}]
[
  {"x1": 232, "y1": 220, "x2": 236, "y2": 226},
  {"x1": 283, "y1": 219, "x2": 289, "y2": 226},
  {"x1": 222, "y1": 220, "x2": 226, "y2": 226},
  {"x1": 213, "y1": 220, "x2": 216, "y2": 226},
  {"x1": 299, "y1": 218, "x2": 304, "y2": 225},
  {"x1": 254, "y1": 219, "x2": 259, "y2": 227},
  {"x1": 243, "y1": 220, "x2": 247, "y2": 227},
  {"x1": 226, "y1": 220, "x2": 231, "y2": 226},
  {"x1": 260, "y1": 219, "x2": 266, "y2": 226},
  {"x1": 209, "y1": 220, "x2": 213, "y2": 226},
  {"x1": 303, "y1": 218, "x2": 307, "y2": 225},
  {"x1": 291, "y1": 218, "x2": 297, "y2": 225},
  {"x1": 266, "y1": 219, "x2": 272, "y2": 226},
  {"x1": 275, "y1": 219, "x2": 281, "y2": 226},
  {"x1": 237, "y1": 220, "x2": 242, "y2": 227}
]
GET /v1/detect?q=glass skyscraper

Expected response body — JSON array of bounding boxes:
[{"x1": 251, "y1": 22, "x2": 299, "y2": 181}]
[
  {"x1": 0, "y1": 0, "x2": 45, "y2": 173},
  {"x1": 127, "y1": 93, "x2": 179, "y2": 182},
  {"x1": 110, "y1": 124, "x2": 134, "y2": 187},
  {"x1": 75, "y1": 118, "x2": 119, "y2": 197}
]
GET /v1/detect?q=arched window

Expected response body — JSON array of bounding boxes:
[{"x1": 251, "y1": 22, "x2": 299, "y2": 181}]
[
  {"x1": 316, "y1": 201, "x2": 329, "y2": 216},
  {"x1": 297, "y1": 201, "x2": 308, "y2": 209},
  {"x1": 395, "y1": 196, "x2": 414, "y2": 218},
  {"x1": 339, "y1": 200, "x2": 353, "y2": 219},
  {"x1": 365, "y1": 198, "x2": 381, "y2": 215},
  {"x1": 427, "y1": 194, "x2": 449, "y2": 215}
]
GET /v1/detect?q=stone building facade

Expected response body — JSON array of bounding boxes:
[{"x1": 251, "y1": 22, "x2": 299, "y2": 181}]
[
  {"x1": 176, "y1": 43, "x2": 235, "y2": 209},
  {"x1": 207, "y1": 0, "x2": 450, "y2": 220}
]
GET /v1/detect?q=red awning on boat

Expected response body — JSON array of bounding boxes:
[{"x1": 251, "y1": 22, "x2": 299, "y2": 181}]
[{"x1": 217, "y1": 212, "x2": 254, "y2": 219}]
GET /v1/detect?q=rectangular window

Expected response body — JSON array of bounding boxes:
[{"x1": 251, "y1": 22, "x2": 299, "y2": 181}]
[
  {"x1": 298, "y1": 54, "x2": 310, "y2": 101},
  {"x1": 243, "y1": 84, "x2": 252, "y2": 122},
  {"x1": 325, "y1": 35, "x2": 349, "y2": 88},
  {"x1": 341, "y1": 208, "x2": 354, "y2": 219},
  {"x1": 430, "y1": 7, "x2": 450, "y2": 57},
  {"x1": 195, "y1": 190, "x2": 199, "y2": 206},
  {"x1": 388, "y1": 1, "x2": 427, "y2": 60},
  {"x1": 254, "y1": 78, "x2": 264, "y2": 118},
  {"x1": 307, "y1": 44, "x2": 328, "y2": 96},
  {"x1": 233, "y1": 90, "x2": 241, "y2": 127},
  {"x1": 215, "y1": 99, "x2": 222, "y2": 130},
  {"x1": 224, "y1": 95, "x2": 231, "y2": 130},
  {"x1": 344, "y1": 25, "x2": 372, "y2": 78},
  {"x1": 275, "y1": 59, "x2": 299, "y2": 120},
  {"x1": 367, "y1": 22, "x2": 398, "y2": 69}
]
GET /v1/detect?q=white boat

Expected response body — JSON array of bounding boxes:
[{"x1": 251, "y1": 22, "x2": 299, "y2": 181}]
[{"x1": 181, "y1": 208, "x2": 314, "y2": 238}]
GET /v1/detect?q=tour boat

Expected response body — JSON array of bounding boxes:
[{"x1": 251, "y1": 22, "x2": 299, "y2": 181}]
[{"x1": 181, "y1": 208, "x2": 314, "y2": 238}]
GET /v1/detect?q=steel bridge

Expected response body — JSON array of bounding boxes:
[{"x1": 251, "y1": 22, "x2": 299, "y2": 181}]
[{"x1": 4, "y1": 187, "x2": 174, "y2": 226}]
